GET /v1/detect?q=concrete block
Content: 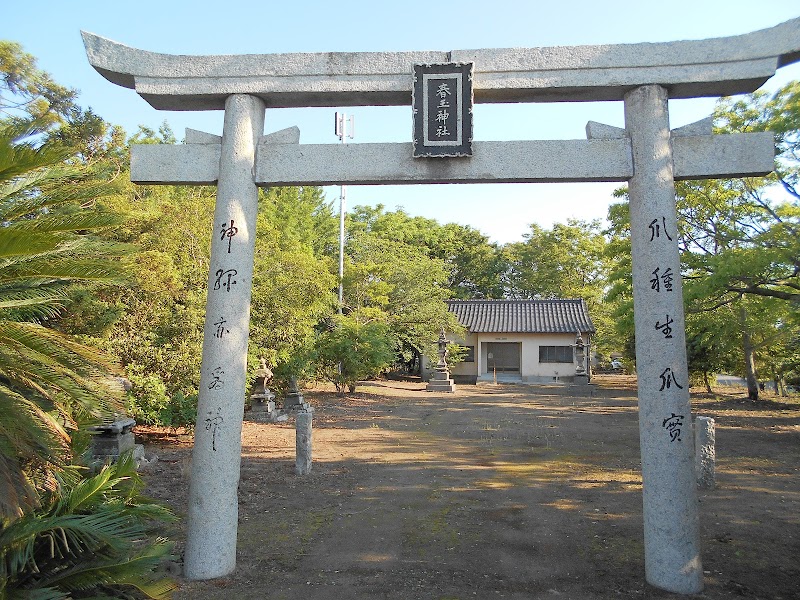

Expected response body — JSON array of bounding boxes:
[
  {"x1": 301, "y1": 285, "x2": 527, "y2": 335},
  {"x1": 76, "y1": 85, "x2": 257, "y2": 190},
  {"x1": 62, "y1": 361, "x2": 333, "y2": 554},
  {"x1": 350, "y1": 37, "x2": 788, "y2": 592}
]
[
  {"x1": 91, "y1": 431, "x2": 135, "y2": 456},
  {"x1": 284, "y1": 391, "x2": 310, "y2": 411},
  {"x1": 89, "y1": 417, "x2": 136, "y2": 435},
  {"x1": 426, "y1": 381, "x2": 456, "y2": 392}
]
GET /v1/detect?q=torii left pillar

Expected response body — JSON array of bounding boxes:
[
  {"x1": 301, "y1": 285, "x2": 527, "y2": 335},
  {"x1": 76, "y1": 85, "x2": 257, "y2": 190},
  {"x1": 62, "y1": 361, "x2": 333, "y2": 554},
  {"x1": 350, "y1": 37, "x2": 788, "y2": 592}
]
[{"x1": 184, "y1": 94, "x2": 265, "y2": 580}]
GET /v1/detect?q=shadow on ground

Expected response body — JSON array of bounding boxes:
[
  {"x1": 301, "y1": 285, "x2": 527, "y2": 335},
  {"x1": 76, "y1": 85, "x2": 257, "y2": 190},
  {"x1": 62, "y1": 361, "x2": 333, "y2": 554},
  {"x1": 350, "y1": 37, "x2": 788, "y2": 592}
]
[{"x1": 139, "y1": 377, "x2": 800, "y2": 600}]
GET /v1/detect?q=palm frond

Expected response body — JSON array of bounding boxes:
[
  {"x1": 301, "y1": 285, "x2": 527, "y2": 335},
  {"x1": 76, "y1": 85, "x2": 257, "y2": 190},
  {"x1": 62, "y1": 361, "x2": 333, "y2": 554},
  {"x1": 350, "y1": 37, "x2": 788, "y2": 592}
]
[
  {"x1": 50, "y1": 539, "x2": 177, "y2": 600},
  {"x1": 0, "y1": 256, "x2": 126, "y2": 286},
  {"x1": 0, "y1": 385, "x2": 69, "y2": 519},
  {"x1": 0, "y1": 229, "x2": 64, "y2": 259},
  {"x1": 57, "y1": 465, "x2": 126, "y2": 515},
  {"x1": 0, "y1": 287, "x2": 67, "y2": 322},
  {"x1": 0, "y1": 321, "x2": 122, "y2": 420},
  {"x1": 0, "y1": 167, "x2": 71, "y2": 211},
  {"x1": 5, "y1": 587, "x2": 69, "y2": 600},
  {"x1": 0, "y1": 138, "x2": 70, "y2": 191},
  {"x1": 0, "y1": 113, "x2": 161, "y2": 598},
  {"x1": 5, "y1": 212, "x2": 127, "y2": 235},
  {"x1": 1, "y1": 455, "x2": 176, "y2": 599},
  {"x1": 0, "y1": 155, "x2": 117, "y2": 213}
]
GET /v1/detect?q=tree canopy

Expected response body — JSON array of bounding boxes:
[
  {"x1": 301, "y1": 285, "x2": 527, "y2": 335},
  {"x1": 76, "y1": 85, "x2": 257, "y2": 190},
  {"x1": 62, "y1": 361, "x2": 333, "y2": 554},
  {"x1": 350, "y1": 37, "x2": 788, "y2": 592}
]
[
  {"x1": 603, "y1": 82, "x2": 800, "y2": 397},
  {"x1": 0, "y1": 41, "x2": 176, "y2": 599}
]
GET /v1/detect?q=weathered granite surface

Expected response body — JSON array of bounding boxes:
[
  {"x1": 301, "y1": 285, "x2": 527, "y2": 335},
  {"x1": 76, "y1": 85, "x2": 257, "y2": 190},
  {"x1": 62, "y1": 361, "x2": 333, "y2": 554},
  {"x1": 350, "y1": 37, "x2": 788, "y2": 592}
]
[
  {"x1": 83, "y1": 18, "x2": 800, "y2": 110},
  {"x1": 84, "y1": 18, "x2": 800, "y2": 595},
  {"x1": 295, "y1": 411, "x2": 312, "y2": 475},
  {"x1": 426, "y1": 370, "x2": 456, "y2": 393},
  {"x1": 625, "y1": 84, "x2": 702, "y2": 594},
  {"x1": 184, "y1": 94, "x2": 265, "y2": 581},
  {"x1": 695, "y1": 416, "x2": 716, "y2": 490},
  {"x1": 131, "y1": 130, "x2": 774, "y2": 187}
]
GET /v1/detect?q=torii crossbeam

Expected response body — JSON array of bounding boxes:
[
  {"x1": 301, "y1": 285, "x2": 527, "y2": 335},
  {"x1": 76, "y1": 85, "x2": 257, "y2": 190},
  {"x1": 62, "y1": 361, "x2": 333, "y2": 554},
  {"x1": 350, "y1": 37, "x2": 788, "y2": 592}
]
[{"x1": 83, "y1": 18, "x2": 800, "y2": 595}]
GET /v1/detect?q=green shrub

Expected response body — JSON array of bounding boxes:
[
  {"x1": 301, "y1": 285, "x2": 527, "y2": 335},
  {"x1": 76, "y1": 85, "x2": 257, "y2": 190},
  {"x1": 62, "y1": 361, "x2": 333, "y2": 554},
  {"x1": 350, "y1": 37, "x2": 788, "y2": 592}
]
[
  {"x1": 315, "y1": 315, "x2": 396, "y2": 393},
  {"x1": 158, "y1": 391, "x2": 197, "y2": 430},
  {"x1": 125, "y1": 374, "x2": 196, "y2": 429},
  {"x1": 125, "y1": 373, "x2": 169, "y2": 426}
]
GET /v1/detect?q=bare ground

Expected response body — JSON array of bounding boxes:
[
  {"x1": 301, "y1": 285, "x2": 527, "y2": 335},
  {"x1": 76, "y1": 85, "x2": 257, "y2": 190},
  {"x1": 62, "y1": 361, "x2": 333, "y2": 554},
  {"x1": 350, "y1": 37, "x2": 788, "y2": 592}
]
[{"x1": 138, "y1": 376, "x2": 800, "y2": 600}]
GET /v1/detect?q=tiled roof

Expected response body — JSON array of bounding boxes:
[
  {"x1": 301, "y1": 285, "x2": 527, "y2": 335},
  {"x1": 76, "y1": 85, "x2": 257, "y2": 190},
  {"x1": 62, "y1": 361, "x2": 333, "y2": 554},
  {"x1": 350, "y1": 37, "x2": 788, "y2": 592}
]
[{"x1": 446, "y1": 299, "x2": 595, "y2": 334}]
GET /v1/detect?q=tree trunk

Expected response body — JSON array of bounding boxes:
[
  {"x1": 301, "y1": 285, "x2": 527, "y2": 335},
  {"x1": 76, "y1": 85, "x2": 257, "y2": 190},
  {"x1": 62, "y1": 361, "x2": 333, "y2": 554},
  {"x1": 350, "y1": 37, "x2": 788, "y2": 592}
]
[
  {"x1": 774, "y1": 370, "x2": 787, "y2": 397},
  {"x1": 411, "y1": 347, "x2": 422, "y2": 376},
  {"x1": 739, "y1": 303, "x2": 759, "y2": 401},
  {"x1": 703, "y1": 371, "x2": 713, "y2": 394}
]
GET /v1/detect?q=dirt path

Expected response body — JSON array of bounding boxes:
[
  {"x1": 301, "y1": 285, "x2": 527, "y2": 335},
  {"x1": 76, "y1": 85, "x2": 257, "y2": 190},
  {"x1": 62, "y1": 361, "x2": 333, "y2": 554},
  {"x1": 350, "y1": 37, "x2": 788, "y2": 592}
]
[{"x1": 139, "y1": 377, "x2": 800, "y2": 599}]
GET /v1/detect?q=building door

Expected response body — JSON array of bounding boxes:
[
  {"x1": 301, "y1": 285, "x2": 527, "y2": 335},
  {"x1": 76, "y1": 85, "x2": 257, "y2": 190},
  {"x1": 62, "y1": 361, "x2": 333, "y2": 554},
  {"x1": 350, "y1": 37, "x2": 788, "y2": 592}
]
[{"x1": 485, "y1": 342, "x2": 521, "y2": 373}]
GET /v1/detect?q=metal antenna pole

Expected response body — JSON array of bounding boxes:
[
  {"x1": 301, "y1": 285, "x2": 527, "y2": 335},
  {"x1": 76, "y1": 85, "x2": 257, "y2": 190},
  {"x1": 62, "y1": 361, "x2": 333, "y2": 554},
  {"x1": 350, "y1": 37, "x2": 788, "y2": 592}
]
[{"x1": 335, "y1": 112, "x2": 354, "y2": 314}]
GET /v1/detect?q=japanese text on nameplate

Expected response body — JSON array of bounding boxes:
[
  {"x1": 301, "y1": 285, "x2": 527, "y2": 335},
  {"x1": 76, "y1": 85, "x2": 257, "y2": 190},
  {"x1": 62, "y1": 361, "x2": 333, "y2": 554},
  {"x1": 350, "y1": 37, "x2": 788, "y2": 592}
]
[{"x1": 412, "y1": 62, "x2": 473, "y2": 158}]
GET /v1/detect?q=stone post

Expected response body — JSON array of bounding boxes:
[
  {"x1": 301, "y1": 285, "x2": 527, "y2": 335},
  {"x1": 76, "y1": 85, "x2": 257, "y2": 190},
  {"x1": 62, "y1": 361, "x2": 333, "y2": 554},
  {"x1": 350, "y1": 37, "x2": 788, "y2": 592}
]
[
  {"x1": 296, "y1": 411, "x2": 313, "y2": 475},
  {"x1": 184, "y1": 94, "x2": 265, "y2": 580},
  {"x1": 695, "y1": 416, "x2": 716, "y2": 490},
  {"x1": 624, "y1": 85, "x2": 703, "y2": 594}
]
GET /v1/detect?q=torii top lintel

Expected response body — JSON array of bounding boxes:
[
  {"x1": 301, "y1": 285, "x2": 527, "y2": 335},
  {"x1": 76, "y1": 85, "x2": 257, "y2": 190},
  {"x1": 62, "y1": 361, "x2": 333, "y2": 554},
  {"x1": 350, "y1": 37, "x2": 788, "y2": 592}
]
[{"x1": 82, "y1": 18, "x2": 800, "y2": 111}]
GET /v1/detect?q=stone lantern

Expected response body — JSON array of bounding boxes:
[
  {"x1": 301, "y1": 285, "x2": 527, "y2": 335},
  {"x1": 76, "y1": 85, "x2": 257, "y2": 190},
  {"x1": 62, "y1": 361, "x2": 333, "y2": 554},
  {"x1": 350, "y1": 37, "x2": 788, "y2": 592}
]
[
  {"x1": 247, "y1": 358, "x2": 278, "y2": 421},
  {"x1": 426, "y1": 328, "x2": 456, "y2": 392}
]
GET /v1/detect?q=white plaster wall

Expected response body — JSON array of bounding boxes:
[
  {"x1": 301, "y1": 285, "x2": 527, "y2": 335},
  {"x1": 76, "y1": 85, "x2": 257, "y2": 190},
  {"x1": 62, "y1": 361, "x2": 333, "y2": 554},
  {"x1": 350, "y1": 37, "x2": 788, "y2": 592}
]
[
  {"x1": 476, "y1": 332, "x2": 581, "y2": 378},
  {"x1": 449, "y1": 332, "x2": 478, "y2": 377},
  {"x1": 438, "y1": 331, "x2": 592, "y2": 380}
]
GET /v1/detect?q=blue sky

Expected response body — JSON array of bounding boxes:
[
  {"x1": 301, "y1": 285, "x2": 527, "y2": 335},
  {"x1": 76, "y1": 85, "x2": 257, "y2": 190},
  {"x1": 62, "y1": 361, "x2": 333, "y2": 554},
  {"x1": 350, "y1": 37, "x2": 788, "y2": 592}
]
[{"x1": 5, "y1": 1, "x2": 800, "y2": 244}]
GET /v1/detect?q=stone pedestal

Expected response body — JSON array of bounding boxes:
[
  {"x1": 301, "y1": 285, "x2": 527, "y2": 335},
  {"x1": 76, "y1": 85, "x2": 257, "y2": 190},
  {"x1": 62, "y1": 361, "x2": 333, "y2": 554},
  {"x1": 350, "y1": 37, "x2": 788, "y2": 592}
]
[
  {"x1": 573, "y1": 374, "x2": 590, "y2": 385},
  {"x1": 426, "y1": 369, "x2": 456, "y2": 393},
  {"x1": 89, "y1": 417, "x2": 137, "y2": 459},
  {"x1": 427, "y1": 328, "x2": 456, "y2": 393},
  {"x1": 284, "y1": 377, "x2": 310, "y2": 411},
  {"x1": 251, "y1": 397, "x2": 275, "y2": 412},
  {"x1": 284, "y1": 392, "x2": 309, "y2": 411},
  {"x1": 248, "y1": 392, "x2": 281, "y2": 422}
]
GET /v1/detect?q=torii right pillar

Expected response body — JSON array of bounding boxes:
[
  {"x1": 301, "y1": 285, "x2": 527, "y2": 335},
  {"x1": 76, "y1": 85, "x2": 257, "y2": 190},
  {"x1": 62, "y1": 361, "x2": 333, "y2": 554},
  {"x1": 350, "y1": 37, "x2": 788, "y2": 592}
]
[{"x1": 625, "y1": 84, "x2": 702, "y2": 594}]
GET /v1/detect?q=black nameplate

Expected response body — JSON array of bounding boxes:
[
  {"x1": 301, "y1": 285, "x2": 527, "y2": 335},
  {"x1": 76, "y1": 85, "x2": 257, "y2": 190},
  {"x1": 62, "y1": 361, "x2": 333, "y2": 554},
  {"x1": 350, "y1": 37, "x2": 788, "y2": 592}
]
[{"x1": 412, "y1": 62, "x2": 473, "y2": 158}]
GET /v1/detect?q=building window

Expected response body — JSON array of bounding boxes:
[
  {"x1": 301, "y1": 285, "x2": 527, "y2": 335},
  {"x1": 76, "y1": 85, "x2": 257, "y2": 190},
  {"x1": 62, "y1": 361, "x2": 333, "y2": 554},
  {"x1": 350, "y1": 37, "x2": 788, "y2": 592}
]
[
  {"x1": 539, "y1": 345, "x2": 573, "y2": 363},
  {"x1": 462, "y1": 346, "x2": 475, "y2": 362}
]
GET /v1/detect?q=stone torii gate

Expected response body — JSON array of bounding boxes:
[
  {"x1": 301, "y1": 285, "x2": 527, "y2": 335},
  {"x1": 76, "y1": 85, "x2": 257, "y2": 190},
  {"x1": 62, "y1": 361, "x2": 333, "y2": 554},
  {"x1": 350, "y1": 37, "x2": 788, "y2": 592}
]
[{"x1": 83, "y1": 18, "x2": 800, "y2": 594}]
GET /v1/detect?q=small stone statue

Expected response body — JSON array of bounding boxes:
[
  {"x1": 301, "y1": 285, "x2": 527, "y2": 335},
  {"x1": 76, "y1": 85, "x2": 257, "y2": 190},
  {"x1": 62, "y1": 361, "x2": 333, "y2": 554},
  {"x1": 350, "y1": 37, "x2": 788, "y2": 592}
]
[
  {"x1": 436, "y1": 327, "x2": 450, "y2": 372},
  {"x1": 247, "y1": 358, "x2": 284, "y2": 422}
]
